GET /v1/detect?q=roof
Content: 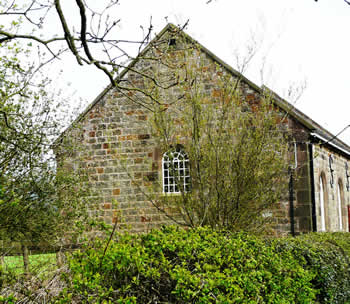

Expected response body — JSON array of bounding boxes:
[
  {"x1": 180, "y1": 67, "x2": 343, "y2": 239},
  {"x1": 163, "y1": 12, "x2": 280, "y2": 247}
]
[{"x1": 55, "y1": 23, "x2": 350, "y2": 157}]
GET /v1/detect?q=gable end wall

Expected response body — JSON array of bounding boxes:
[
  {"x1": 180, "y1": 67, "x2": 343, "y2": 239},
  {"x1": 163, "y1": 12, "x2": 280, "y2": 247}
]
[{"x1": 59, "y1": 30, "x2": 332, "y2": 235}]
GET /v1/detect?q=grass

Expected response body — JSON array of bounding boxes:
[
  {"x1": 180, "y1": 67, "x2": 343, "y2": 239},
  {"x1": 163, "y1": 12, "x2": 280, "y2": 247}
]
[{"x1": 2, "y1": 253, "x2": 57, "y2": 276}]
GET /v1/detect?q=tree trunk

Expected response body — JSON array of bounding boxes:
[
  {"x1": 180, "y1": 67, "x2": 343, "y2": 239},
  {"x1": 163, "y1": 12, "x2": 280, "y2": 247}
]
[
  {"x1": 21, "y1": 243, "x2": 30, "y2": 278},
  {"x1": 56, "y1": 250, "x2": 64, "y2": 267}
]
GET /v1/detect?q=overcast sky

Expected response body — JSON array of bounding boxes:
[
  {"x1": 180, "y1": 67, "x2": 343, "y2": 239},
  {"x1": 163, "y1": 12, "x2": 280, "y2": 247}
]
[{"x1": 53, "y1": 0, "x2": 350, "y2": 144}]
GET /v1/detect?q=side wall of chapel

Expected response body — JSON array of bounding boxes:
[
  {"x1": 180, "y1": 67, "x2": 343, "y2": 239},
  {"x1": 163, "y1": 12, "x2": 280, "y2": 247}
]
[{"x1": 313, "y1": 144, "x2": 350, "y2": 232}]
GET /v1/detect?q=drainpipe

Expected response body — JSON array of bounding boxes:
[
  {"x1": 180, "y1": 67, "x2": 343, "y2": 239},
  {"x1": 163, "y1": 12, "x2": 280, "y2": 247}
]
[
  {"x1": 308, "y1": 143, "x2": 317, "y2": 232},
  {"x1": 289, "y1": 166, "x2": 295, "y2": 236},
  {"x1": 289, "y1": 141, "x2": 297, "y2": 237}
]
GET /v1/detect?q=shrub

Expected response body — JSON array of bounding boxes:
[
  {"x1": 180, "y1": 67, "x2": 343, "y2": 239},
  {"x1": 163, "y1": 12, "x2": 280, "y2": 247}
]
[
  {"x1": 57, "y1": 227, "x2": 316, "y2": 303},
  {"x1": 0, "y1": 295, "x2": 17, "y2": 304},
  {"x1": 271, "y1": 232, "x2": 350, "y2": 304}
]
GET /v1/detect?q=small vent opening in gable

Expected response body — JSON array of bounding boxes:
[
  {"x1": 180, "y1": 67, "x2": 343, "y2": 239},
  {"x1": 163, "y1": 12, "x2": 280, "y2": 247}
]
[{"x1": 168, "y1": 38, "x2": 176, "y2": 46}]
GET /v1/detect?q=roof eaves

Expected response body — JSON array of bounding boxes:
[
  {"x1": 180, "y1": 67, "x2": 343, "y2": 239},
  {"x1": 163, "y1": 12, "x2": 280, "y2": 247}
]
[
  {"x1": 261, "y1": 88, "x2": 350, "y2": 154},
  {"x1": 261, "y1": 86, "x2": 316, "y2": 131},
  {"x1": 182, "y1": 29, "x2": 318, "y2": 132},
  {"x1": 310, "y1": 132, "x2": 350, "y2": 157}
]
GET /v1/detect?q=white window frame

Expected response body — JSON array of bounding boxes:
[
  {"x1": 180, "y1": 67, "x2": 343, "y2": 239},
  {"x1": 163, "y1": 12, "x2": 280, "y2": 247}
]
[
  {"x1": 319, "y1": 175, "x2": 326, "y2": 231},
  {"x1": 162, "y1": 148, "x2": 190, "y2": 194},
  {"x1": 337, "y1": 181, "x2": 343, "y2": 231}
]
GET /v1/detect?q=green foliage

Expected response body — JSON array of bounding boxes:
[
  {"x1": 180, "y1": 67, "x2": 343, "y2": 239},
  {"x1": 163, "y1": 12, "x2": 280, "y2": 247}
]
[
  {"x1": 271, "y1": 232, "x2": 350, "y2": 304},
  {"x1": 146, "y1": 41, "x2": 290, "y2": 231},
  {"x1": 57, "y1": 226, "x2": 318, "y2": 303},
  {"x1": 0, "y1": 263, "x2": 17, "y2": 288},
  {"x1": 0, "y1": 170, "x2": 89, "y2": 245},
  {"x1": 0, "y1": 38, "x2": 91, "y2": 248},
  {"x1": 0, "y1": 294, "x2": 17, "y2": 304}
]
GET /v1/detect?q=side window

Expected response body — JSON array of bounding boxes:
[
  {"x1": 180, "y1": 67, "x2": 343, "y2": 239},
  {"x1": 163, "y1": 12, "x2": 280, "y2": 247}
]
[
  {"x1": 162, "y1": 147, "x2": 190, "y2": 193},
  {"x1": 337, "y1": 180, "x2": 344, "y2": 231},
  {"x1": 319, "y1": 172, "x2": 327, "y2": 231}
]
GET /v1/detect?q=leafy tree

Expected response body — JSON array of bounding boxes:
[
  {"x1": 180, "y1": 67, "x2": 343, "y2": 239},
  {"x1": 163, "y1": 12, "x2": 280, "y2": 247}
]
[
  {"x1": 147, "y1": 45, "x2": 290, "y2": 232},
  {"x1": 0, "y1": 40, "x2": 89, "y2": 256},
  {"x1": 0, "y1": 3, "x2": 187, "y2": 252}
]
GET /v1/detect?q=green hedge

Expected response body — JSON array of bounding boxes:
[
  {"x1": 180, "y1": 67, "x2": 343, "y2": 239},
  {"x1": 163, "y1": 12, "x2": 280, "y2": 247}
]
[
  {"x1": 2, "y1": 228, "x2": 348, "y2": 303},
  {"x1": 55, "y1": 227, "x2": 350, "y2": 303},
  {"x1": 271, "y1": 232, "x2": 350, "y2": 304}
]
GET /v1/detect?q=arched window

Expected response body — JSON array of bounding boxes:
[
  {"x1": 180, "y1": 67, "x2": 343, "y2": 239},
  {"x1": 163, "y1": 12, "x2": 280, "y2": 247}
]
[
  {"x1": 162, "y1": 147, "x2": 190, "y2": 193},
  {"x1": 337, "y1": 180, "x2": 344, "y2": 231},
  {"x1": 319, "y1": 173, "x2": 327, "y2": 231}
]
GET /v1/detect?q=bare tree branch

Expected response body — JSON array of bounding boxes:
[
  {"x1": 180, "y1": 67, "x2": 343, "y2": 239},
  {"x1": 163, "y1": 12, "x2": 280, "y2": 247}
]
[
  {"x1": 54, "y1": 0, "x2": 83, "y2": 65},
  {"x1": 0, "y1": 30, "x2": 65, "y2": 57},
  {"x1": 0, "y1": 1, "x2": 192, "y2": 110}
]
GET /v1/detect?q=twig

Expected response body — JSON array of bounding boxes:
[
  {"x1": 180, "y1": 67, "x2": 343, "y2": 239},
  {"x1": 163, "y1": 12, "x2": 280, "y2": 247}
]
[{"x1": 99, "y1": 217, "x2": 118, "y2": 269}]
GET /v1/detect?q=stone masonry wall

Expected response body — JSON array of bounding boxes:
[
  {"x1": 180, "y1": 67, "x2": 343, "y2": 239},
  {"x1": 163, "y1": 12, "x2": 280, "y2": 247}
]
[
  {"x1": 60, "y1": 30, "x2": 316, "y2": 235},
  {"x1": 287, "y1": 118, "x2": 314, "y2": 234},
  {"x1": 313, "y1": 144, "x2": 350, "y2": 232}
]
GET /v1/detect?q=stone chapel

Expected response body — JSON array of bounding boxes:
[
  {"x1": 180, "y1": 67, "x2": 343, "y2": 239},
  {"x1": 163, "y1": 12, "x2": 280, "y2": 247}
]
[{"x1": 55, "y1": 24, "x2": 350, "y2": 235}]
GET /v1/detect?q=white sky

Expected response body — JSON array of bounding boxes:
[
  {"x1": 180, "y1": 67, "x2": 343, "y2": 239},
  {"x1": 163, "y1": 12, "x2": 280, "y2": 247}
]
[{"x1": 50, "y1": 0, "x2": 350, "y2": 144}]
